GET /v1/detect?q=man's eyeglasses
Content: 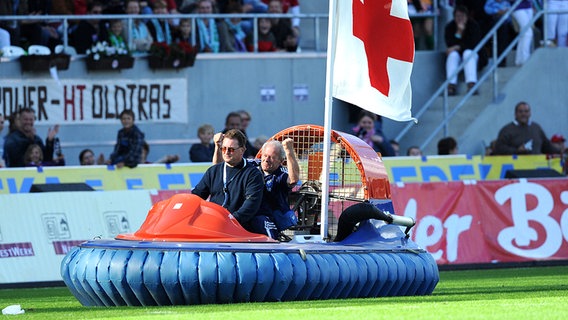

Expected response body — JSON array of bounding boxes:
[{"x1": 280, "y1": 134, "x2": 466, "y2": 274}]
[{"x1": 222, "y1": 146, "x2": 241, "y2": 153}]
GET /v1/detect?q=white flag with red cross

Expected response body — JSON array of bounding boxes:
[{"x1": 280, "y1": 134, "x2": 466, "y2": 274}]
[{"x1": 331, "y1": 0, "x2": 415, "y2": 122}]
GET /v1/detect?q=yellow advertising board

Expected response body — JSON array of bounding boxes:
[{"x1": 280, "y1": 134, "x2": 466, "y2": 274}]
[{"x1": 0, "y1": 155, "x2": 562, "y2": 194}]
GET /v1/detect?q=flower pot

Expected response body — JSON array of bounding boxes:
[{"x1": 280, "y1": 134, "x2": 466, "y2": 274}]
[
  {"x1": 148, "y1": 53, "x2": 196, "y2": 70},
  {"x1": 20, "y1": 54, "x2": 71, "y2": 72},
  {"x1": 86, "y1": 56, "x2": 134, "y2": 71}
]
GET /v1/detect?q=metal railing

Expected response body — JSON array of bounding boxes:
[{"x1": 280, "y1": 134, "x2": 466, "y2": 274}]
[
  {"x1": 395, "y1": 2, "x2": 567, "y2": 152},
  {"x1": 0, "y1": 12, "x2": 329, "y2": 53},
  {"x1": 0, "y1": 10, "x2": 440, "y2": 54}
]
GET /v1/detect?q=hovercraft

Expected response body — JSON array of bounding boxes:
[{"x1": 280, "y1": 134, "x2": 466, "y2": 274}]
[{"x1": 61, "y1": 125, "x2": 439, "y2": 306}]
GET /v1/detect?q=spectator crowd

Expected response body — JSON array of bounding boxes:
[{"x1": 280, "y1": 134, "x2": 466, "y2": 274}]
[{"x1": 0, "y1": 0, "x2": 302, "y2": 54}]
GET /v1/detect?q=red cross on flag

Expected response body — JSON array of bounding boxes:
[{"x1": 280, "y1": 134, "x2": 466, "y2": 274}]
[{"x1": 331, "y1": 0, "x2": 415, "y2": 122}]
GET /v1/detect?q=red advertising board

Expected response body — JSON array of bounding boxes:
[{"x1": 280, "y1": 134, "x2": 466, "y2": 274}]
[{"x1": 391, "y1": 178, "x2": 568, "y2": 265}]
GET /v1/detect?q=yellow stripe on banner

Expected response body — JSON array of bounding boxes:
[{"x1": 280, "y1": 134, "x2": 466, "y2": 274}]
[{"x1": 0, "y1": 156, "x2": 562, "y2": 194}]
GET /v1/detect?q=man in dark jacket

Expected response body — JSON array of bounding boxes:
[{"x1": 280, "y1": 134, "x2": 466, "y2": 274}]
[
  {"x1": 3, "y1": 108, "x2": 57, "y2": 167},
  {"x1": 494, "y1": 102, "x2": 562, "y2": 155},
  {"x1": 192, "y1": 129, "x2": 277, "y2": 238}
]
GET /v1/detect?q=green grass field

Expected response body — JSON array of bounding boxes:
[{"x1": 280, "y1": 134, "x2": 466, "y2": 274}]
[{"x1": 1, "y1": 266, "x2": 567, "y2": 319}]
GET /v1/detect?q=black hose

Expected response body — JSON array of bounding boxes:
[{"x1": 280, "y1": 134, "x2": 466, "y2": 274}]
[{"x1": 334, "y1": 202, "x2": 393, "y2": 242}]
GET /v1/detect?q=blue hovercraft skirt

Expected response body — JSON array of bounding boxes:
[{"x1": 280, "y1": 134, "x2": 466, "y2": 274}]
[{"x1": 61, "y1": 222, "x2": 439, "y2": 306}]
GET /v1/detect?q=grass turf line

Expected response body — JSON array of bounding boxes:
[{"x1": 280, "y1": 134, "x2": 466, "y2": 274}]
[{"x1": 0, "y1": 266, "x2": 567, "y2": 319}]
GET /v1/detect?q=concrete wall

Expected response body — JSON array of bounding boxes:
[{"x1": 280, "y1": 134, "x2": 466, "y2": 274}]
[{"x1": 0, "y1": 50, "x2": 444, "y2": 166}]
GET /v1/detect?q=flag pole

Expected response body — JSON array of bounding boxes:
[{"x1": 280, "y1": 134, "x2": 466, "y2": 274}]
[{"x1": 320, "y1": 0, "x2": 338, "y2": 240}]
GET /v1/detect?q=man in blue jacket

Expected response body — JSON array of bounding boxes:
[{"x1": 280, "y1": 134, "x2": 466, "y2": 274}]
[{"x1": 192, "y1": 129, "x2": 277, "y2": 238}]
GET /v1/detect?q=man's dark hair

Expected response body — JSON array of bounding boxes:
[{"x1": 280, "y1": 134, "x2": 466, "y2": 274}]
[
  {"x1": 225, "y1": 112, "x2": 242, "y2": 126},
  {"x1": 224, "y1": 129, "x2": 247, "y2": 148},
  {"x1": 454, "y1": 5, "x2": 469, "y2": 16},
  {"x1": 437, "y1": 137, "x2": 457, "y2": 155}
]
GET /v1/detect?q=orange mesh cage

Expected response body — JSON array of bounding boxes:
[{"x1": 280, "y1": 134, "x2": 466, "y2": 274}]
[{"x1": 257, "y1": 124, "x2": 391, "y2": 201}]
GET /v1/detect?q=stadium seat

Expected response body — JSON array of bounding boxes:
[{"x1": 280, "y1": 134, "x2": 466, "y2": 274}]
[
  {"x1": 2, "y1": 45, "x2": 26, "y2": 57},
  {"x1": 55, "y1": 44, "x2": 77, "y2": 55},
  {"x1": 28, "y1": 45, "x2": 51, "y2": 55}
]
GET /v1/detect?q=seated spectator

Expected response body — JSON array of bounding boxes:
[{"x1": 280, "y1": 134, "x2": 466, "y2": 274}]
[
  {"x1": 407, "y1": 146, "x2": 423, "y2": 156},
  {"x1": 6, "y1": 112, "x2": 21, "y2": 134},
  {"x1": 389, "y1": 139, "x2": 400, "y2": 156},
  {"x1": 124, "y1": 0, "x2": 154, "y2": 53},
  {"x1": 108, "y1": 109, "x2": 145, "y2": 168},
  {"x1": 140, "y1": 0, "x2": 152, "y2": 14},
  {"x1": 73, "y1": 0, "x2": 88, "y2": 14},
  {"x1": 24, "y1": 144, "x2": 65, "y2": 167},
  {"x1": 262, "y1": 0, "x2": 299, "y2": 36},
  {"x1": 179, "y1": 0, "x2": 199, "y2": 13},
  {"x1": 106, "y1": 19, "x2": 129, "y2": 52},
  {"x1": 192, "y1": 129, "x2": 277, "y2": 238},
  {"x1": 103, "y1": 0, "x2": 126, "y2": 14},
  {"x1": 195, "y1": 0, "x2": 234, "y2": 52},
  {"x1": 70, "y1": 1, "x2": 104, "y2": 54},
  {"x1": 221, "y1": 111, "x2": 255, "y2": 159},
  {"x1": 173, "y1": 18, "x2": 193, "y2": 45},
  {"x1": 351, "y1": 110, "x2": 396, "y2": 157},
  {"x1": 444, "y1": 5, "x2": 481, "y2": 96},
  {"x1": 493, "y1": 102, "x2": 562, "y2": 155},
  {"x1": 50, "y1": 0, "x2": 78, "y2": 41},
  {"x1": 511, "y1": 0, "x2": 534, "y2": 66},
  {"x1": 545, "y1": 0, "x2": 568, "y2": 47},
  {"x1": 484, "y1": 0, "x2": 513, "y2": 67},
  {"x1": 236, "y1": 109, "x2": 258, "y2": 156},
  {"x1": 190, "y1": 124, "x2": 215, "y2": 162},
  {"x1": 254, "y1": 135, "x2": 268, "y2": 153},
  {"x1": 408, "y1": 0, "x2": 434, "y2": 50},
  {"x1": 0, "y1": 1, "x2": 26, "y2": 46},
  {"x1": 550, "y1": 134, "x2": 567, "y2": 174},
  {"x1": 141, "y1": 141, "x2": 179, "y2": 164},
  {"x1": 19, "y1": 1, "x2": 62, "y2": 51},
  {"x1": 218, "y1": 0, "x2": 268, "y2": 14},
  {"x1": 550, "y1": 134, "x2": 566, "y2": 153},
  {"x1": 437, "y1": 137, "x2": 459, "y2": 155},
  {"x1": 218, "y1": 0, "x2": 268, "y2": 35},
  {"x1": 79, "y1": 148, "x2": 106, "y2": 165},
  {"x1": 146, "y1": 0, "x2": 174, "y2": 44},
  {"x1": 149, "y1": 0, "x2": 180, "y2": 19},
  {"x1": 223, "y1": 2, "x2": 248, "y2": 52},
  {"x1": 247, "y1": 17, "x2": 277, "y2": 52},
  {"x1": 51, "y1": 0, "x2": 75, "y2": 16},
  {"x1": 267, "y1": 0, "x2": 298, "y2": 52},
  {"x1": 222, "y1": 111, "x2": 242, "y2": 132},
  {"x1": 3, "y1": 108, "x2": 59, "y2": 168}
]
